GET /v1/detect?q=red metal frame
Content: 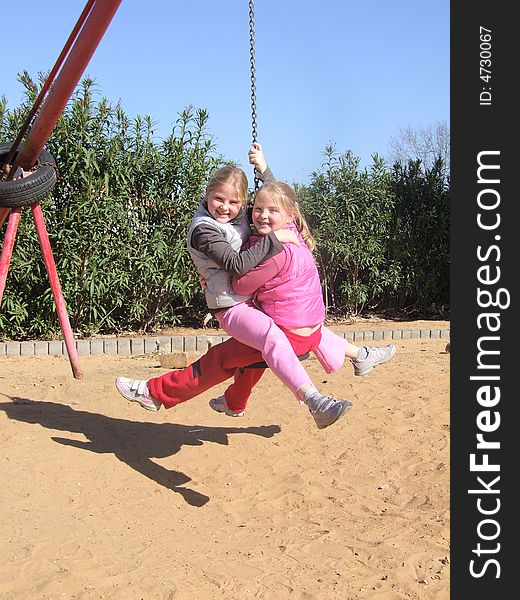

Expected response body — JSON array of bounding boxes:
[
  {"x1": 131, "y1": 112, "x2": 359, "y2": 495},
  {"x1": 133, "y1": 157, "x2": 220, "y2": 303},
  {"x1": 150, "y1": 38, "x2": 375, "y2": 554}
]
[
  {"x1": 1, "y1": 0, "x2": 123, "y2": 379},
  {"x1": 0, "y1": 208, "x2": 21, "y2": 301}
]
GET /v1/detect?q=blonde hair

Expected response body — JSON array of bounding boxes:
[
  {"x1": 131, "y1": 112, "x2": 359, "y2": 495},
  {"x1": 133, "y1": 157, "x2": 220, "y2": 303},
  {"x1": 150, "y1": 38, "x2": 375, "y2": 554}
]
[
  {"x1": 255, "y1": 181, "x2": 316, "y2": 251},
  {"x1": 206, "y1": 165, "x2": 249, "y2": 207}
]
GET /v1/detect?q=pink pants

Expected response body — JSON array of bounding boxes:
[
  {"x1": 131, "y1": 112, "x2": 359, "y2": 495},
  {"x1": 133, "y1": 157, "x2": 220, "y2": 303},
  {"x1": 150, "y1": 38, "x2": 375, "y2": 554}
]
[
  {"x1": 314, "y1": 326, "x2": 350, "y2": 373},
  {"x1": 217, "y1": 301, "x2": 350, "y2": 397},
  {"x1": 216, "y1": 301, "x2": 317, "y2": 399}
]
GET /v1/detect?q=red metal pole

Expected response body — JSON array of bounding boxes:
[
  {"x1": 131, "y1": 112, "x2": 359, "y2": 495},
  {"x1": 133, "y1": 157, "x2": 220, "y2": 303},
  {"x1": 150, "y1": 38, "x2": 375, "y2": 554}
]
[
  {"x1": 16, "y1": 0, "x2": 123, "y2": 170},
  {"x1": 31, "y1": 203, "x2": 84, "y2": 380},
  {"x1": 0, "y1": 208, "x2": 21, "y2": 306},
  {"x1": 0, "y1": 0, "x2": 122, "y2": 379}
]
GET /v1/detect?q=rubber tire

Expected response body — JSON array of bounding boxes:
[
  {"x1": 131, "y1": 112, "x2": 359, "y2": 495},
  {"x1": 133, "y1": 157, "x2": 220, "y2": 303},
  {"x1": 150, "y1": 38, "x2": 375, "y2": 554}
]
[{"x1": 0, "y1": 142, "x2": 57, "y2": 208}]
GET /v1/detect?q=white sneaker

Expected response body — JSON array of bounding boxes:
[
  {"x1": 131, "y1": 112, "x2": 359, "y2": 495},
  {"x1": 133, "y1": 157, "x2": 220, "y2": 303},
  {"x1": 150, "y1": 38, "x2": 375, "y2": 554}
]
[
  {"x1": 352, "y1": 344, "x2": 397, "y2": 376},
  {"x1": 209, "y1": 396, "x2": 245, "y2": 417},
  {"x1": 305, "y1": 392, "x2": 353, "y2": 429},
  {"x1": 115, "y1": 377, "x2": 161, "y2": 411}
]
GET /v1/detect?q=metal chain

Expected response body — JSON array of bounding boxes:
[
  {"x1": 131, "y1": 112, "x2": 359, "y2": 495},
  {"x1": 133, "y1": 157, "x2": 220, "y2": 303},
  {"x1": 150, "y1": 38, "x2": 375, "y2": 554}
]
[{"x1": 248, "y1": 0, "x2": 259, "y2": 190}]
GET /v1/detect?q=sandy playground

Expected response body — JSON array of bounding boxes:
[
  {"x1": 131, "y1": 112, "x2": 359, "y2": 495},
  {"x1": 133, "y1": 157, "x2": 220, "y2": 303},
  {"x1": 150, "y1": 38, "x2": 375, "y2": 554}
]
[{"x1": 0, "y1": 323, "x2": 450, "y2": 599}]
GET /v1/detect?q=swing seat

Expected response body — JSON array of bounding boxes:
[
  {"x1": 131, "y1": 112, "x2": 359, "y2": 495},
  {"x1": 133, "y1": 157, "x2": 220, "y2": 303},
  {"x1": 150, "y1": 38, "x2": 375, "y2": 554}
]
[{"x1": 243, "y1": 352, "x2": 310, "y2": 369}]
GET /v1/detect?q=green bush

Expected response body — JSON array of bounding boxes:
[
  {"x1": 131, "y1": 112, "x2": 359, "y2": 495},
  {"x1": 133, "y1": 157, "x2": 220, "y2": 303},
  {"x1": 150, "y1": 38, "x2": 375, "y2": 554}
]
[
  {"x1": 296, "y1": 145, "x2": 449, "y2": 317},
  {"x1": 386, "y1": 158, "x2": 450, "y2": 311}
]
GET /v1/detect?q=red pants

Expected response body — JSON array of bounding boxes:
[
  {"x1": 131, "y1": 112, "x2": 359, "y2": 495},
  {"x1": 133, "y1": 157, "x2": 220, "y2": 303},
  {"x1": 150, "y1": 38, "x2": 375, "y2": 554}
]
[{"x1": 148, "y1": 329, "x2": 322, "y2": 413}]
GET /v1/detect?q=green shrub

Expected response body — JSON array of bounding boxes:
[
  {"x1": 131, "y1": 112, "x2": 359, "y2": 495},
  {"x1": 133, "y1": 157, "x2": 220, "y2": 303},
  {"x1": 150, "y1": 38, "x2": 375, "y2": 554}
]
[
  {"x1": 387, "y1": 158, "x2": 450, "y2": 311},
  {"x1": 296, "y1": 145, "x2": 449, "y2": 317}
]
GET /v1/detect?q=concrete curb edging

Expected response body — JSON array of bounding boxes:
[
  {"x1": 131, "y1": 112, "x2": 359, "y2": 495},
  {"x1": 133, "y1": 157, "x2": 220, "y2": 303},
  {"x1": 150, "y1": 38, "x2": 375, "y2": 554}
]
[{"x1": 1, "y1": 328, "x2": 450, "y2": 358}]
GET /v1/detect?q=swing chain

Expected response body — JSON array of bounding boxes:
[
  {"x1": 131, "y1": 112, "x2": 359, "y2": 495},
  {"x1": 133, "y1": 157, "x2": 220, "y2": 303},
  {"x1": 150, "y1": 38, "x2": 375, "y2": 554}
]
[{"x1": 248, "y1": 0, "x2": 259, "y2": 191}]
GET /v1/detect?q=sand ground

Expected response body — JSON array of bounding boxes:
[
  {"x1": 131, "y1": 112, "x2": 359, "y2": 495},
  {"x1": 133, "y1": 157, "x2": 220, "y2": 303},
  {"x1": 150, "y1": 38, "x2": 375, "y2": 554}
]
[{"x1": 0, "y1": 327, "x2": 449, "y2": 599}]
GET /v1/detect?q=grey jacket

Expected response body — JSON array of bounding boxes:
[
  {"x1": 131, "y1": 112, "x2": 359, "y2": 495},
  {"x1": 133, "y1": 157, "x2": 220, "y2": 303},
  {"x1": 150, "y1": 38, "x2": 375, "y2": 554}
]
[{"x1": 187, "y1": 167, "x2": 281, "y2": 310}]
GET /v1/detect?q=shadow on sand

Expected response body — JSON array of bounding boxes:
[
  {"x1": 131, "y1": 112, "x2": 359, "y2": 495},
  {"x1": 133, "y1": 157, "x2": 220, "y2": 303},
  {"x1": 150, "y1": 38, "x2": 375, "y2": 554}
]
[{"x1": 0, "y1": 396, "x2": 281, "y2": 507}]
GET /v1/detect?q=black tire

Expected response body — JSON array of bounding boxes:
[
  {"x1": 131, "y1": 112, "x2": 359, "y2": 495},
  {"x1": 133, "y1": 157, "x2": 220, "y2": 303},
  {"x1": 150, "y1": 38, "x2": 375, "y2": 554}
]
[{"x1": 0, "y1": 142, "x2": 57, "y2": 208}]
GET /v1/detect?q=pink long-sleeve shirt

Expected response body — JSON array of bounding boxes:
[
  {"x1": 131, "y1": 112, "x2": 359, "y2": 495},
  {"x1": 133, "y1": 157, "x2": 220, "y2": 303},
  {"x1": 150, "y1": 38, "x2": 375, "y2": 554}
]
[{"x1": 232, "y1": 224, "x2": 325, "y2": 329}]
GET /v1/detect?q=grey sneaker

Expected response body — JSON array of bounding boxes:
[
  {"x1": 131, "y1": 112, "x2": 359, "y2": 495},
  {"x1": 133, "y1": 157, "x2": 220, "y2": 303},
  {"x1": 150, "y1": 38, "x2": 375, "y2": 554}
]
[
  {"x1": 209, "y1": 395, "x2": 245, "y2": 417},
  {"x1": 352, "y1": 344, "x2": 397, "y2": 376},
  {"x1": 305, "y1": 392, "x2": 353, "y2": 429},
  {"x1": 115, "y1": 377, "x2": 161, "y2": 411}
]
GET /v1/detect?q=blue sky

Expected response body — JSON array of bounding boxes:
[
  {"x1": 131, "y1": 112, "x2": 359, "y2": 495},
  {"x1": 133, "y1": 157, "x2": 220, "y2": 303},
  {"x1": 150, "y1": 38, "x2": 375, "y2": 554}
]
[{"x1": 1, "y1": 0, "x2": 449, "y2": 186}]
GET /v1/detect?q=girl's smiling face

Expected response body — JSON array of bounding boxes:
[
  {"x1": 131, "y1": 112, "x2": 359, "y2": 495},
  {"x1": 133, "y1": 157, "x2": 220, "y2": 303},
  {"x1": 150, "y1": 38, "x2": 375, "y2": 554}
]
[
  {"x1": 206, "y1": 182, "x2": 242, "y2": 224},
  {"x1": 252, "y1": 191, "x2": 294, "y2": 235}
]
